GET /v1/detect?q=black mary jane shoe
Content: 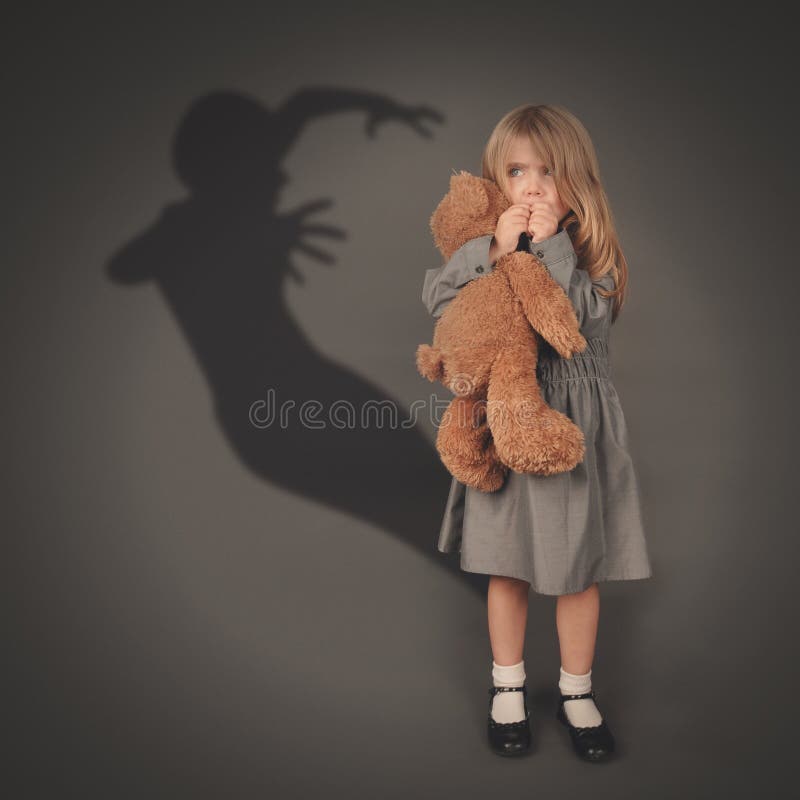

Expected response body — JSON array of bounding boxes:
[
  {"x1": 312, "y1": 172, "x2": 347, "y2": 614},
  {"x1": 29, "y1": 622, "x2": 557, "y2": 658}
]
[
  {"x1": 487, "y1": 685, "x2": 531, "y2": 757},
  {"x1": 556, "y1": 690, "x2": 616, "y2": 762}
]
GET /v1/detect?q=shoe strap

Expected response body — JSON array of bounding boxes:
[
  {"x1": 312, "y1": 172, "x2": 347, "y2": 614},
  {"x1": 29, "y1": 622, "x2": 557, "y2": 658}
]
[
  {"x1": 488, "y1": 685, "x2": 527, "y2": 697},
  {"x1": 560, "y1": 690, "x2": 596, "y2": 702},
  {"x1": 488, "y1": 684, "x2": 530, "y2": 722}
]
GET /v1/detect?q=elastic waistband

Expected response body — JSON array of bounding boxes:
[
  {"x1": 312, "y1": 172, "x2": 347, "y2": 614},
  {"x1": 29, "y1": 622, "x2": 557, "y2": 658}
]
[{"x1": 536, "y1": 337, "x2": 610, "y2": 383}]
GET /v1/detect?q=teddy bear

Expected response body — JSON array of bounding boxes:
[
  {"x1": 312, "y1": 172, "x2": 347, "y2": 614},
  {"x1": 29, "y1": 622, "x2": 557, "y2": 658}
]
[{"x1": 416, "y1": 170, "x2": 588, "y2": 492}]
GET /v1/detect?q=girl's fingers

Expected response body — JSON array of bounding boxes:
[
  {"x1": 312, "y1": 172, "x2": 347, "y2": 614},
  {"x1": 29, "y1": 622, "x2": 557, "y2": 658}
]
[{"x1": 506, "y1": 210, "x2": 529, "y2": 220}]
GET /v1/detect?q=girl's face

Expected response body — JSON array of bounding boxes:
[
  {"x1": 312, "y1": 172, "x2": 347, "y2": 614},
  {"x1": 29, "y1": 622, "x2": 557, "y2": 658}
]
[{"x1": 503, "y1": 135, "x2": 570, "y2": 223}]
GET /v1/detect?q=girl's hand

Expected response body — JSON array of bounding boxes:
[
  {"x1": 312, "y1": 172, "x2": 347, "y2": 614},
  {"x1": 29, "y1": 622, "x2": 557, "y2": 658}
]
[
  {"x1": 492, "y1": 204, "x2": 534, "y2": 258},
  {"x1": 528, "y1": 200, "x2": 559, "y2": 243}
]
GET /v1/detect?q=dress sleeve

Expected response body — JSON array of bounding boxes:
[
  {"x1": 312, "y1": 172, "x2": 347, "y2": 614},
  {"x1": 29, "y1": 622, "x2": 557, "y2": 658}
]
[
  {"x1": 529, "y1": 230, "x2": 615, "y2": 335},
  {"x1": 421, "y1": 234, "x2": 494, "y2": 318}
]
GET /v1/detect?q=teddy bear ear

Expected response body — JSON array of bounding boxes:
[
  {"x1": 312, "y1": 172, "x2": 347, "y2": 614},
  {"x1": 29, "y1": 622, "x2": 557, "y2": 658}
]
[{"x1": 448, "y1": 170, "x2": 489, "y2": 216}]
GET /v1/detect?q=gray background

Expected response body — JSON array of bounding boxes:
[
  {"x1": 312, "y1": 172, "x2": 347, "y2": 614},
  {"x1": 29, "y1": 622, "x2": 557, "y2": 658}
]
[{"x1": 5, "y1": 2, "x2": 796, "y2": 797}]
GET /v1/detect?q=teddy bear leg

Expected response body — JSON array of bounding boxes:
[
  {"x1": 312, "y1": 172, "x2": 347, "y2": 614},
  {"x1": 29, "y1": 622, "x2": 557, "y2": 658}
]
[
  {"x1": 436, "y1": 395, "x2": 508, "y2": 492},
  {"x1": 487, "y1": 345, "x2": 586, "y2": 476},
  {"x1": 502, "y1": 251, "x2": 587, "y2": 358}
]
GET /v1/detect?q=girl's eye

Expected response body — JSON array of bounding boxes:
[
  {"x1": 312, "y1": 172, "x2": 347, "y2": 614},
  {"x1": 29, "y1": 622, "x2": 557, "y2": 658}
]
[{"x1": 509, "y1": 166, "x2": 553, "y2": 177}]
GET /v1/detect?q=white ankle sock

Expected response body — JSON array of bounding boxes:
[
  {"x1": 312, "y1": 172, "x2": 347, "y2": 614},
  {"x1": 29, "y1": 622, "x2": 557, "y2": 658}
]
[
  {"x1": 558, "y1": 667, "x2": 602, "y2": 727},
  {"x1": 491, "y1": 660, "x2": 527, "y2": 723}
]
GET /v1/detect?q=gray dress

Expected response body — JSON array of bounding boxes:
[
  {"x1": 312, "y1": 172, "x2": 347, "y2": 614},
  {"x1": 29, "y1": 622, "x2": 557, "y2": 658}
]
[{"x1": 421, "y1": 231, "x2": 653, "y2": 595}]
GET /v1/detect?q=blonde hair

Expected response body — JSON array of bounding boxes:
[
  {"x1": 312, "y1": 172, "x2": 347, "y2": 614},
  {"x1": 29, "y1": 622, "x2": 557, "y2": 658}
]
[{"x1": 481, "y1": 104, "x2": 628, "y2": 322}]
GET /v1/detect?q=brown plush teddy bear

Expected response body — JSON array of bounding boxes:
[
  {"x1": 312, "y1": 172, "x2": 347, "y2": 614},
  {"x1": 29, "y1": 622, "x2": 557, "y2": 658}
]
[{"x1": 416, "y1": 170, "x2": 588, "y2": 492}]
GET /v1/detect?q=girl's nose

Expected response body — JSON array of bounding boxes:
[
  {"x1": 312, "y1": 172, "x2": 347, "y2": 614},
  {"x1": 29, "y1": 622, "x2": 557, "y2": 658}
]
[{"x1": 526, "y1": 181, "x2": 543, "y2": 197}]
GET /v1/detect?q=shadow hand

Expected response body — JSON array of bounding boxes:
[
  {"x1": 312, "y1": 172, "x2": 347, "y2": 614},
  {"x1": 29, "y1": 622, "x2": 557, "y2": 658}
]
[{"x1": 365, "y1": 101, "x2": 445, "y2": 139}]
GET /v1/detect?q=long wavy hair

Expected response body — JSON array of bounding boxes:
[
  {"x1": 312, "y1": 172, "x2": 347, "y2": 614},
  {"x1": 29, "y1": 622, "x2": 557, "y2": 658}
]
[{"x1": 481, "y1": 104, "x2": 628, "y2": 322}]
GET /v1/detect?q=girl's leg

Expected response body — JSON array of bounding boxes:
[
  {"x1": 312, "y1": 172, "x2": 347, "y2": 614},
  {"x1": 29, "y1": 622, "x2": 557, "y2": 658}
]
[
  {"x1": 488, "y1": 575, "x2": 530, "y2": 664},
  {"x1": 555, "y1": 582, "x2": 605, "y2": 730},
  {"x1": 555, "y1": 581, "x2": 599, "y2": 673},
  {"x1": 487, "y1": 575, "x2": 530, "y2": 727}
]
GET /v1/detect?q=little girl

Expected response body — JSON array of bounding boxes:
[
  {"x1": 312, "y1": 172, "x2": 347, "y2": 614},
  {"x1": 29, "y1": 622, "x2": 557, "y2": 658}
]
[{"x1": 421, "y1": 105, "x2": 653, "y2": 761}]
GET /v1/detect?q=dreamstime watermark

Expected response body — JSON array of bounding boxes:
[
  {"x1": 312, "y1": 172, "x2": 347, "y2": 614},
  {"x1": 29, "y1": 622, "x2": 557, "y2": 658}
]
[{"x1": 248, "y1": 385, "x2": 555, "y2": 431}]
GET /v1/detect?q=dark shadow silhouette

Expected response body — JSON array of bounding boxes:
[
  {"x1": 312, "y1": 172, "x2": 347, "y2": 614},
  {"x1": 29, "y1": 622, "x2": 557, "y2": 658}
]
[{"x1": 106, "y1": 86, "x2": 487, "y2": 595}]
